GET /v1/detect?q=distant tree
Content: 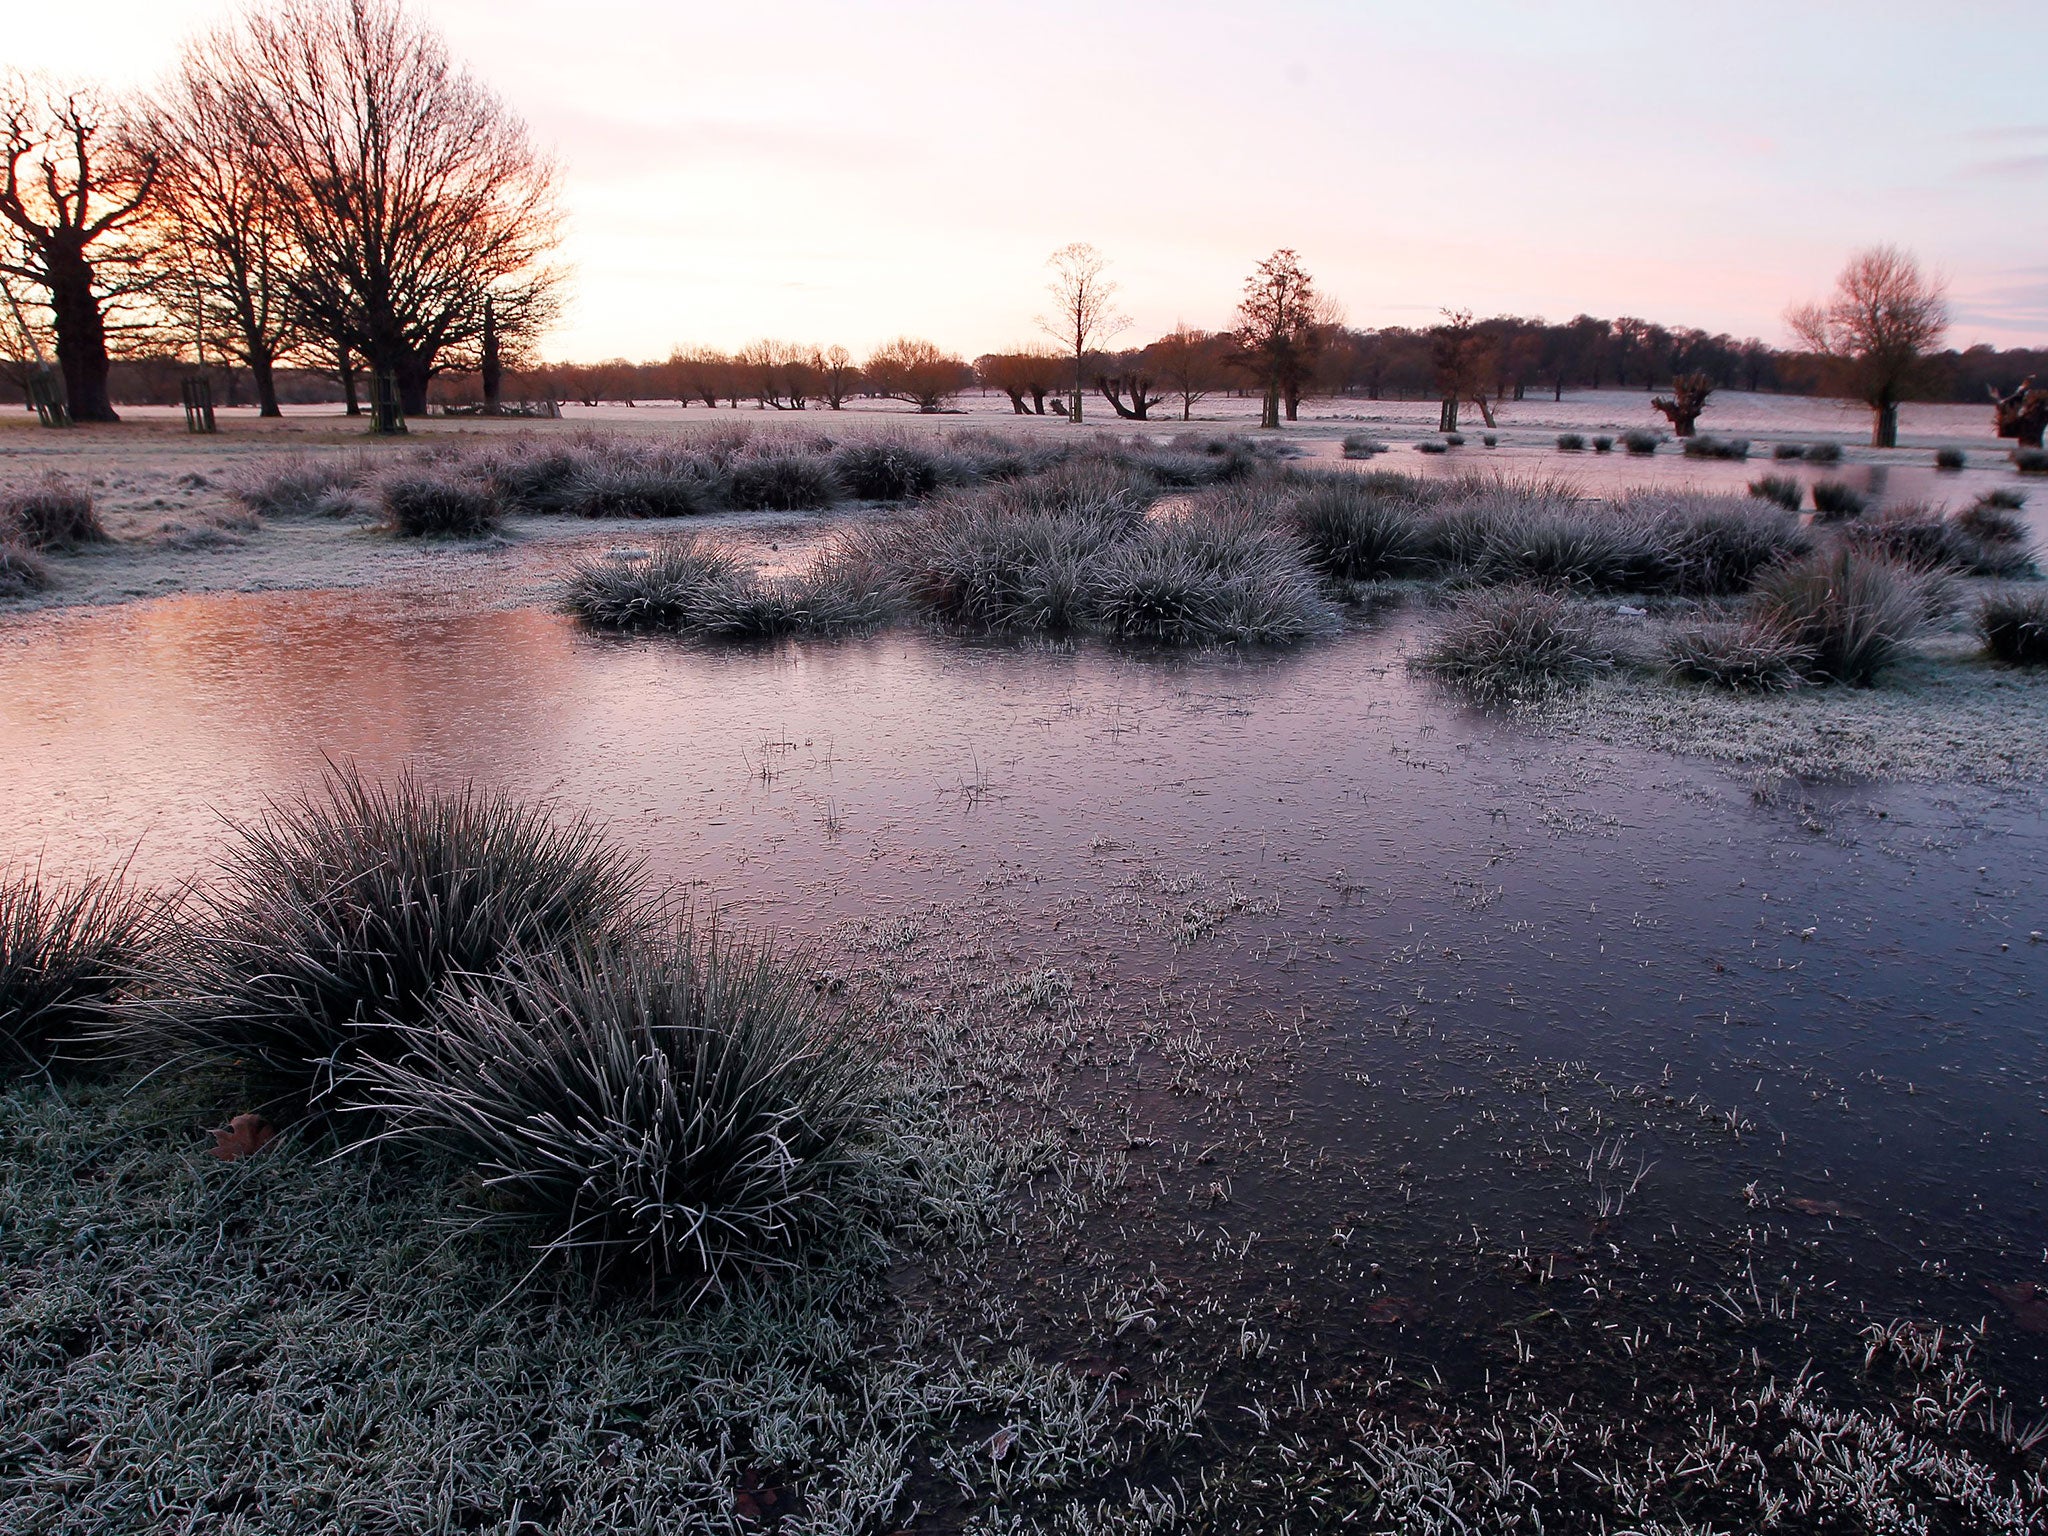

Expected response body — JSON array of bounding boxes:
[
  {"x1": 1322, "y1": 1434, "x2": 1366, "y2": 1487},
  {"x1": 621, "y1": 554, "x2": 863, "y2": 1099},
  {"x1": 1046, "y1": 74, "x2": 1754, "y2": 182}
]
[
  {"x1": 1651, "y1": 371, "x2": 1714, "y2": 437},
  {"x1": 0, "y1": 77, "x2": 162, "y2": 423},
  {"x1": 1149, "y1": 323, "x2": 1220, "y2": 420},
  {"x1": 144, "y1": 38, "x2": 303, "y2": 417},
  {"x1": 215, "y1": 0, "x2": 562, "y2": 420},
  {"x1": 1788, "y1": 246, "x2": 1948, "y2": 448},
  {"x1": 866, "y1": 336, "x2": 969, "y2": 413},
  {"x1": 1233, "y1": 249, "x2": 1321, "y2": 430},
  {"x1": 1991, "y1": 378, "x2": 2048, "y2": 449},
  {"x1": 976, "y1": 350, "x2": 1064, "y2": 415},
  {"x1": 1038, "y1": 243, "x2": 1127, "y2": 424},
  {"x1": 1429, "y1": 309, "x2": 1494, "y2": 431},
  {"x1": 820, "y1": 343, "x2": 857, "y2": 409},
  {"x1": 1091, "y1": 348, "x2": 1167, "y2": 420}
]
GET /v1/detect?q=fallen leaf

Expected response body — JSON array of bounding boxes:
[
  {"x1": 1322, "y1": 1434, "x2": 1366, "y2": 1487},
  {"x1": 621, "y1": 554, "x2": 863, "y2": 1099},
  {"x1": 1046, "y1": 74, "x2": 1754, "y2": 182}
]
[
  {"x1": 209, "y1": 1113, "x2": 276, "y2": 1161},
  {"x1": 1987, "y1": 1281, "x2": 2048, "y2": 1334}
]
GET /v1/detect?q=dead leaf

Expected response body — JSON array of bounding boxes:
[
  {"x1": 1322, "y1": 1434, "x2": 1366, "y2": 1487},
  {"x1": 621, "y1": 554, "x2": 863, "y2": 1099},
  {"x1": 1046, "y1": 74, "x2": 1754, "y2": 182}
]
[
  {"x1": 209, "y1": 1113, "x2": 276, "y2": 1161},
  {"x1": 1987, "y1": 1281, "x2": 2048, "y2": 1334}
]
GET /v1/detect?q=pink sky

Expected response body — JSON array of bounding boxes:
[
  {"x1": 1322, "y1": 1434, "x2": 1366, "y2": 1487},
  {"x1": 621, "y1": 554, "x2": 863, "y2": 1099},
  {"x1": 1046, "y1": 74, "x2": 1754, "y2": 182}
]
[{"x1": 16, "y1": 0, "x2": 2048, "y2": 360}]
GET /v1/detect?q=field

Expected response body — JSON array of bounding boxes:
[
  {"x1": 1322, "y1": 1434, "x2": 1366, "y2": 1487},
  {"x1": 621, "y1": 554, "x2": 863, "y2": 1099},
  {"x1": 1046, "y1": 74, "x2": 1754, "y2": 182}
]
[{"x1": 3, "y1": 403, "x2": 2046, "y2": 1533}]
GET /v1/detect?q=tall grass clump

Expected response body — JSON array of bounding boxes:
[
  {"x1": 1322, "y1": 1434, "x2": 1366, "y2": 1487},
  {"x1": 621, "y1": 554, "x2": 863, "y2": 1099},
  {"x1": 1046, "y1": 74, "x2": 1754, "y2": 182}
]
[
  {"x1": 1415, "y1": 440, "x2": 1448, "y2": 455},
  {"x1": 348, "y1": 923, "x2": 888, "y2": 1293},
  {"x1": 2, "y1": 869, "x2": 161, "y2": 1080},
  {"x1": 563, "y1": 459, "x2": 714, "y2": 519},
  {"x1": 1772, "y1": 443, "x2": 1808, "y2": 461},
  {"x1": 2016, "y1": 448, "x2": 2048, "y2": 474},
  {"x1": 726, "y1": 452, "x2": 841, "y2": 511},
  {"x1": 1621, "y1": 430, "x2": 1661, "y2": 455},
  {"x1": 1092, "y1": 502, "x2": 1339, "y2": 645},
  {"x1": 1750, "y1": 549, "x2": 1922, "y2": 685},
  {"x1": 1556, "y1": 433, "x2": 1585, "y2": 452},
  {"x1": 1954, "y1": 492, "x2": 2030, "y2": 548},
  {"x1": 1804, "y1": 442, "x2": 1843, "y2": 464},
  {"x1": 130, "y1": 768, "x2": 644, "y2": 1113},
  {"x1": 1749, "y1": 475, "x2": 1803, "y2": 511},
  {"x1": 1341, "y1": 433, "x2": 1388, "y2": 459},
  {"x1": 2, "y1": 473, "x2": 108, "y2": 548},
  {"x1": 1935, "y1": 447, "x2": 1966, "y2": 471},
  {"x1": 1625, "y1": 492, "x2": 1813, "y2": 595},
  {"x1": 1592, "y1": 435, "x2": 1614, "y2": 453},
  {"x1": 831, "y1": 440, "x2": 943, "y2": 501},
  {"x1": 0, "y1": 540, "x2": 51, "y2": 598},
  {"x1": 1841, "y1": 504, "x2": 2038, "y2": 578},
  {"x1": 231, "y1": 455, "x2": 367, "y2": 518},
  {"x1": 1416, "y1": 586, "x2": 1610, "y2": 701},
  {"x1": 1682, "y1": 436, "x2": 1751, "y2": 461},
  {"x1": 1286, "y1": 476, "x2": 1427, "y2": 579},
  {"x1": 566, "y1": 537, "x2": 890, "y2": 638},
  {"x1": 1663, "y1": 618, "x2": 1812, "y2": 692},
  {"x1": 1978, "y1": 588, "x2": 2048, "y2": 666},
  {"x1": 1810, "y1": 480, "x2": 1867, "y2": 521},
  {"x1": 379, "y1": 473, "x2": 503, "y2": 538}
]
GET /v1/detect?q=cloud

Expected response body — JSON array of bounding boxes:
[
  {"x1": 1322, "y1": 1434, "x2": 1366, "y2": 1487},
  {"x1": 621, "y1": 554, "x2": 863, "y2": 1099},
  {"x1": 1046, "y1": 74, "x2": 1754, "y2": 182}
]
[{"x1": 1966, "y1": 152, "x2": 2048, "y2": 179}]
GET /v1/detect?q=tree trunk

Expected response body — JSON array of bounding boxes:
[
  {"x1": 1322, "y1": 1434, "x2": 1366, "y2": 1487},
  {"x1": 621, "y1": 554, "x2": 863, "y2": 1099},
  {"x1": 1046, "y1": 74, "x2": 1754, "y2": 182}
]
[
  {"x1": 249, "y1": 349, "x2": 282, "y2": 418},
  {"x1": 396, "y1": 354, "x2": 431, "y2": 418},
  {"x1": 1470, "y1": 394, "x2": 1497, "y2": 430},
  {"x1": 481, "y1": 298, "x2": 502, "y2": 415},
  {"x1": 1260, "y1": 382, "x2": 1280, "y2": 430},
  {"x1": 1872, "y1": 399, "x2": 1898, "y2": 449},
  {"x1": 45, "y1": 241, "x2": 119, "y2": 424},
  {"x1": 1438, "y1": 397, "x2": 1459, "y2": 433},
  {"x1": 338, "y1": 349, "x2": 361, "y2": 416}
]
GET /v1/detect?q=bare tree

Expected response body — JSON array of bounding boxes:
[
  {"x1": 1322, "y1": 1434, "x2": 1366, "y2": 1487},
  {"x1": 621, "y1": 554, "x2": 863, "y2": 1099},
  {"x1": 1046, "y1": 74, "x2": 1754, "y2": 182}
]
[
  {"x1": 866, "y1": 336, "x2": 968, "y2": 413},
  {"x1": 143, "y1": 39, "x2": 301, "y2": 417},
  {"x1": 1149, "y1": 324, "x2": 1216, "y2": 421},
  {"x1": 1232, "y1": 250, "x2": 1322, "y2": 430},
  {"x1": 215, "y1": 0, "x2": 562, "y2": 422},
  {"x1": 1651, "y1": 372, "x2": 1714, "y2": 437},
  {"x1": 1038, "y1": 243, "x2": 1127, "y2": 425},
  {"x1": 0, "y1": 77, "x2": 161, "y2": 423},
  {"x1": 1788, "y1": 246, "x2": 1948, "y2": 449},
  {"x1": 820, "y1": 344, "x2": 857, "y2": 409},
  {"x1": 1091, "y1": 350, "x2": 1166, "y2": 420}
]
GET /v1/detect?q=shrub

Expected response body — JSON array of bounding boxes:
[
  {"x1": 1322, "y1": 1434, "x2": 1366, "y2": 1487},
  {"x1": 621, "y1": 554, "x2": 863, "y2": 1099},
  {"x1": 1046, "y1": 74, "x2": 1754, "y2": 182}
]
[
  {"x1": 2, "y1": 473, "x2": 108, "y2": 549},
  {"x1": 129, "y1": 768, "x2": 643, "y2": 1112},
  {"x1": 831, "y1": 440, "x2": 943, "y2": 501},
  {"x1": 1417, "y1": 586, "x2": 1610, "y2": 700},
  {"x1": 1749, "y1": 475, "x2": 1803, "y2": 511},
  {"x1": 1556, "y1": 433, "x2": 1585, "y2": 452},
  {"x1": 1954, "y1": 494, "x2": 2030, "y2": 547},
  {"x1": 2016, "y1": 448, "x2": 2048, "y2": 474},
  {"x1": 1341, "y1": 433, "x2": 1389, "y2": 459},
  {"x1": 1483, "y1": 433, "x2": 1498, "y2": 448},
  {"x1": 1444, "y1": 433, "x2": 1465, "y2": 447},
  {"x1": 562, "y1": 461, "x2": 711, "y2": 519},
  {"x1": 2, "y1": 870, "x2": 161, "y2": 1080},
  {"x1": 0, "y1": 540, "x2": 51, "y2": 598},
  {"x1": 379, "y1": 473, "x2": 503, "y2": 538},
  {"x1": 1592, "y1": 435, "x2": 1614, "y2": 453},
  {"x1": 727, "y1": 452, "x2": 841, "y2": 510},
  {"x1": 1664, "y1": 618, "x2": 1812, "y2": 692},
  {"x1": 348, "y1": 922, "x2": 887, "y2": 1292},
  {"x1": 1772, "y1": 443, "x2": 1808, "y2": 461},
  {"x1": 1804, "y1": 442, "x2": 1843, "y2": 464},
  {"x1": 1621, "y1": 430, "x2": 1660, "y2": 455},
  {"x1": 1682, "y1": 436, "x2": 1751, "y2": 461},
  {"x1": 1751, "y1": 550, "x2": 1922, "y2": 685},
  {"x1": 1287, "y1": 477, "x2": 1427, "y2": 579},
  {"x1": 1415, "y1": 441, "x2": 1448, "y2": 455},
  {"x1": 1978, "y1": 588, "x2": 2048, "y2": 666},
  {"x1": 1810, "y1": 480, "x2": 1867, "y2": 521},
  {"x1": 1935, "y1": 447, "x2": 1966, "y2": 471}
]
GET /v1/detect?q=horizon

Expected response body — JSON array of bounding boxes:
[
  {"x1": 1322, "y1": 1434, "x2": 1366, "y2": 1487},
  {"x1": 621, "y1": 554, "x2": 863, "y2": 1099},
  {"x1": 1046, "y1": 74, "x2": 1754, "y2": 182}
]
[{"x1": 11, "y1": 0, "x2": 2048, "y2": 361}]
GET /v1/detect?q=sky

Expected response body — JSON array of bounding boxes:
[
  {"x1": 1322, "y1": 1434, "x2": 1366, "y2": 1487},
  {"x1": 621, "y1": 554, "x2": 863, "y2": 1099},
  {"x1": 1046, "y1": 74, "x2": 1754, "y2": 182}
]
[{"x1": 13, "y1": 0, "x2": 2048, "y2": 361}]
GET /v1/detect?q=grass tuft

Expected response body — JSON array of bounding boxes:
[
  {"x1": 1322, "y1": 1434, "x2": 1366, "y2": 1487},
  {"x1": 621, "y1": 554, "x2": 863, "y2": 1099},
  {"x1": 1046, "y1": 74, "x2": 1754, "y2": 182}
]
[
  {"x1": 1416, "y1": 585, "x2": 1610, "y2": 701},
  {"x1": 1556, "y1": 433, "x2": 1585, "y2": 452},
  {"x1": 1287, "y1": 476, "x2": 1427, "y2": 580},
  {"x1": 831, "y1": 440, "x2": 944, "y2": 501},
  {"x1": 379, "y1": 473, "x2": 504, "y2": 538},
  {"x1": 231, "y1": 455, "x2": 366, "y2": 517},
  {"x1": 2, "y1": 473, "x2": 109, "y2": 549},
  {"x1": 1592, "y1": 435, "x2": 1614, "y2": 453},
  {"x1": 1682, "y1": 436, "x2": 1751, "y2": 461},
  {"x1": 1978, "y1": 587, "x2": 2048, "y2": 666},
  {"x1": 1804, "y1": 442, "x2": 1843, "y2": 464},
  {"x1": 1748, "y1": 475, "x2": 1803, "y2": 512},
  {"x1": 1340, "y1": 432, "x2": 1389, "y2": 459},
  {"x1": 123, "y1": 767, "x2": 643, "y2": 1114},
  {"x1": 1934, "y1": 447, "x2": 1966, "y2": 471},
  {"x1": 1664, "y1": 617, "x2": 1812, "y2": 692},
  {"x1": 727, "y1": 452, "x2": 841, "y2": 511},
  {"x1": 0, "y1": 540, "x2": 51, "y2": 598},
  {"x1": 2, "y1": 870, "x2": 161, "y2": 1080},
  {"x1": 1772, "y1": 443, "x2": 1808, "y2": 461},
  {"x1": 350, "y1": 920, "x2": 889, "y2": 1294},
  {"x1": 1750, "y1": 549, "x2": 1922, "y2": 685},
  {"x1": 1809, "y1": 480, "x2": 1867, "y2": 521},
  {"x1": 1621, "y1": 430, "x2": 1660, "y2": 456}
]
